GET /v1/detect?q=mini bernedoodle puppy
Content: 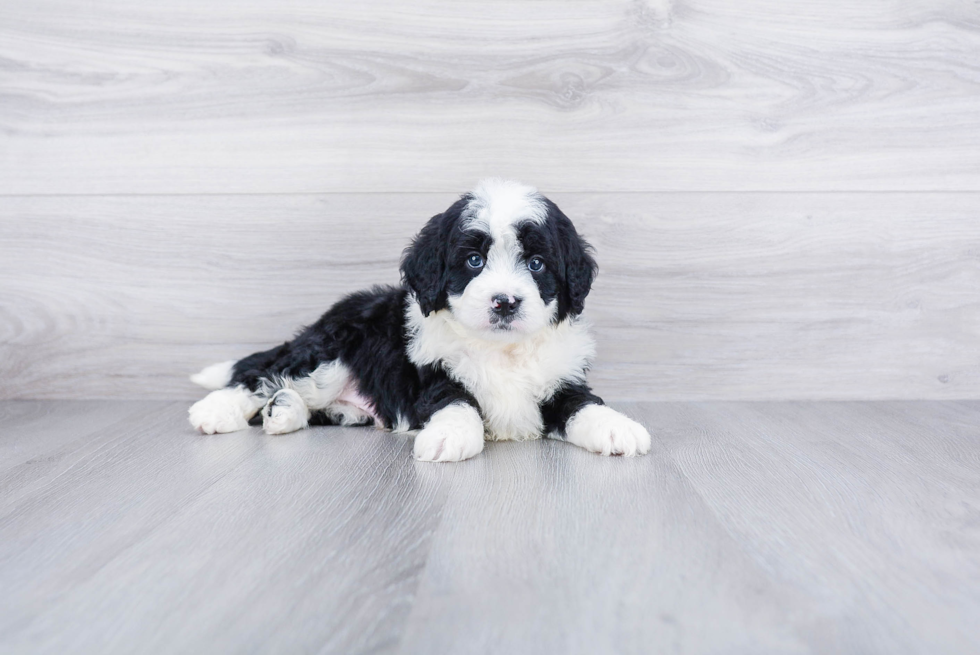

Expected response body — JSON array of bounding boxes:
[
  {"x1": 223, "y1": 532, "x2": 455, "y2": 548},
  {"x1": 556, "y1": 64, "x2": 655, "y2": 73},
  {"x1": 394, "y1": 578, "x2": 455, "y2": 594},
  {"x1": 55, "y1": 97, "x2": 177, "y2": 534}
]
[{"x1": 189, "y1": 179, "x2": 651, "y2": 462}]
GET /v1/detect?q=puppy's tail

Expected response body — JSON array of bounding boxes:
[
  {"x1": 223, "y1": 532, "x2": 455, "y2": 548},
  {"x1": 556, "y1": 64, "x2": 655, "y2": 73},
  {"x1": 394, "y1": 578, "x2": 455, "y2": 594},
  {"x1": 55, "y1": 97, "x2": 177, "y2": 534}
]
[{"x1": 190, "y1": 360, "x2": 237, "y2": 390}]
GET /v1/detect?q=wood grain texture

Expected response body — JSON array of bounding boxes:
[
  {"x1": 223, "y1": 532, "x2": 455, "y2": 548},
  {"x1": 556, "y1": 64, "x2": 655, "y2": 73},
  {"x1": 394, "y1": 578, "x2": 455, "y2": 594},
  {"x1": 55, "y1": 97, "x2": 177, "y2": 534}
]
[
  {"x1": 654, "y1": 401, "x2": 980, "y2": 654},
  {"x1": 0, "y1": 400, "x2": 161, "y2": 510},
  {"x1": 1, "y1": 0, "x2": 979, "y2": 194},
  {"x1": 400, "y1": 400, "x2": 980, "y2": 654},
  {"x1": 1, "y1": 192, "x2": 978, "y2": 401},
  {"x1": 1, "y1": 400, "x2": 979, "y2": 653},
  {"x1": 0, "y1": 401, "x2": 447, "y2": 654}
]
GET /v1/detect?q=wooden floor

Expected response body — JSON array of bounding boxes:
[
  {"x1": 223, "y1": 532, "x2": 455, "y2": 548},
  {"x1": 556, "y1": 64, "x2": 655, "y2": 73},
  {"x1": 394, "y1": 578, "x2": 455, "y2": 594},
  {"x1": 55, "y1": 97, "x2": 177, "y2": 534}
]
[{"x1": 2, "y1": 400, "x2": 978, "y2": 654}]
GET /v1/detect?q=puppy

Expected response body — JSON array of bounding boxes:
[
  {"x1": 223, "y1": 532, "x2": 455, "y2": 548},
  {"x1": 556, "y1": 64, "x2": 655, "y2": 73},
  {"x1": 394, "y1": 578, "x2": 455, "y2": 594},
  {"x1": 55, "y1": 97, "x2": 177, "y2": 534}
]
[{"x1": 189, "y1": 179, "x2": 650, "y2": 461}]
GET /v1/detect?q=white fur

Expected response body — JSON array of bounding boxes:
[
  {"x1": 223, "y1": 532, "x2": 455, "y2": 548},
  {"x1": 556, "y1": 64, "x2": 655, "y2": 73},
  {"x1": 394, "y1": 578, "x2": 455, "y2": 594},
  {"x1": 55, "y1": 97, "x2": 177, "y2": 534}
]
[
  {"x1": 259, "y1": 360, "x2": 347, "y2": 409},
  {"x1": 413, "y1": 403, "x2": 485, "y2": 462},
  {"x1": 563, "y1": 404, "x2": 651, "y2": 456},
  {"x1": 188, "y1": 386, "x2": 264, "y2": 434},
  {"x1": 463, "y1": 179, "x2": 547, "y2": 234},
  {"x1": 262, "y1": 389, "x2": 310, "y2": 435},
  {"x1": 406, "y1": 298, "x2": 595, "y2": 441},
  {"x1": 188, "y1": 359, "x2": 380, "y2": 434},
  {"x1": 260, "y1": 360, "x2": 380, "y2": 427},
  {"x1": 392, "y1": 413, "x2": 412, "y2": 433},
  {"x1": 190, "y1": 360, "x2": 235, "y2": 390}
]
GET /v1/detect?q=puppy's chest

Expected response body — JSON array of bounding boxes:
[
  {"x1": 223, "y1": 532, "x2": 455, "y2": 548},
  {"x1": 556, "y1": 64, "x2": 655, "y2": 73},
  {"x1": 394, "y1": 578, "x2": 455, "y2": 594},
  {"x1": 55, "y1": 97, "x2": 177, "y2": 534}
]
[
  {"x1": 407, "y1": 312, "x2": 596, "y2": 440},
  {"x1": 452, "y1": 347, "x2": 558, "y2": 398},
  {"x1": 442, "y1": 342, "x2": 577, "y2": 440}
]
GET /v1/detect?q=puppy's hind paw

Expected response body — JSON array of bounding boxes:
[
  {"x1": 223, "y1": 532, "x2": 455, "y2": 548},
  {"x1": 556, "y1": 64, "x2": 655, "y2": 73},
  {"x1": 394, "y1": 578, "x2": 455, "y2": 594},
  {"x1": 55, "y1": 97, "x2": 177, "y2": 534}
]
[
  {"x1": 189, "y1": 387, "x2": 259, "y2": 434},
  {"x1": 262, "y1": 389, "x2": 310, "y2": 435},
  {"x1": 564, "y1": 404, "x2": 651, "y2": 457}
]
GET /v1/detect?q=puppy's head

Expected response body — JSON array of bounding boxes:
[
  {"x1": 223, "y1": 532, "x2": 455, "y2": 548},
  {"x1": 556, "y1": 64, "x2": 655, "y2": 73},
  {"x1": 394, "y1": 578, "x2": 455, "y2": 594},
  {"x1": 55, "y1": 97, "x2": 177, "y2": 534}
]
[{"x1": 401, "y1": 179, "x2": 597, "y2": 341}]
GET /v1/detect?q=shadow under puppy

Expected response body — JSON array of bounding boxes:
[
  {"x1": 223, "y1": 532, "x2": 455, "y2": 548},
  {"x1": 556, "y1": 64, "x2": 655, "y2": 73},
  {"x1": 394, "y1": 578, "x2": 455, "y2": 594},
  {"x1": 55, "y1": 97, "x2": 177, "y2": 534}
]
[{"x1": 189, "y1": 179, "x2": 650, "y2": 462}]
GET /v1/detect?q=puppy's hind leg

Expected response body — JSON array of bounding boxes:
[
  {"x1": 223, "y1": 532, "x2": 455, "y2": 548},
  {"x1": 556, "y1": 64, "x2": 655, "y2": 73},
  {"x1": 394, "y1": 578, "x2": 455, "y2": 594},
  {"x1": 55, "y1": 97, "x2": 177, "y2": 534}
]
[
  {"x1": 190, "y1": 347, "x2": 347, "y2": 437},
  {"x1": 189, "y1": 386, "x2": 265, "y2": 434},
  {"x1": 261, "y1": 389, "x2": 310, "y2": 435},
  {"x1": 189, "y1": 351, "x2": 277, "y2": 434}
]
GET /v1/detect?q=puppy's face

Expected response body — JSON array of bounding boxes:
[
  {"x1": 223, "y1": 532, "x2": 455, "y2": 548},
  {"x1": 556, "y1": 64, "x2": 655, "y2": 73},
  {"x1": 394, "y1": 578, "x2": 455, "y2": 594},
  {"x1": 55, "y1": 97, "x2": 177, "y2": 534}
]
[{"x1": 402, "y1": 180, "x2": 597, "y2": 341}]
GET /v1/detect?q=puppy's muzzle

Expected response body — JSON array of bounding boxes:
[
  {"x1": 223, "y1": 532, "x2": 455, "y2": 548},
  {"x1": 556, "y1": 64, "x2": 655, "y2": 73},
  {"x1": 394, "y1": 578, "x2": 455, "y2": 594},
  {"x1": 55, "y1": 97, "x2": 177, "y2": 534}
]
[{"x1": 491, "y1": 294, "x2": 522, "y2": 321}]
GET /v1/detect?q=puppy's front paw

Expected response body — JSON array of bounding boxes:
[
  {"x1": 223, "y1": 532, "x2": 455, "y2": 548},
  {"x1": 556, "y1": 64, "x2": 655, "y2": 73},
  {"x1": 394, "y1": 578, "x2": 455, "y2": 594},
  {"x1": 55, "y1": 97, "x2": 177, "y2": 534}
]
[
  {"x1": 564, "y1": 404, "x2": 651, "y2": 457},
  {"x1": 262, "y1": 389, "x2": 309, "y2": 435},
  {"x1": 414, "y1": 404, "x2": 485, "y2": 462},
  {"x1": 188, "y1": 387, "x2": 260, "y2": 435}
]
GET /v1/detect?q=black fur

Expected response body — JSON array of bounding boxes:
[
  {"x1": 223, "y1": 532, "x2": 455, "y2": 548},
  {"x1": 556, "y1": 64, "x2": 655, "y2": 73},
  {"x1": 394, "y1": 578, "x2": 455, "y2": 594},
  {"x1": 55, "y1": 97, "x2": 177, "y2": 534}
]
[
  {"x1": 399, "y1": 197, "x2": 470, "y2": 317},
  {"x1": 546, "y1": 199, "x2": 598, "y2": 319},
  {"x1": 228, "y1": 191, "x2": 601, "y2": 436},
  {"x1": 540, "y1": 382, "x2": 604, "y2": 439},
  {"x1": 517, "y1": 199, "x2": 598, "y2": 322},
  {"x1": 230, "y1": 286, "x2": 475, "y2": 430}
]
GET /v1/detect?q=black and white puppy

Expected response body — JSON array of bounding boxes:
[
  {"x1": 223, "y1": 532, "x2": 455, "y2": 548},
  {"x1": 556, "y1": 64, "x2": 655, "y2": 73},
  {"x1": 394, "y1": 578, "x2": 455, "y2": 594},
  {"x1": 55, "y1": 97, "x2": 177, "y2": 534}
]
[{"x1": 188, "y1": 179, "x2": 650, "y2": 462}]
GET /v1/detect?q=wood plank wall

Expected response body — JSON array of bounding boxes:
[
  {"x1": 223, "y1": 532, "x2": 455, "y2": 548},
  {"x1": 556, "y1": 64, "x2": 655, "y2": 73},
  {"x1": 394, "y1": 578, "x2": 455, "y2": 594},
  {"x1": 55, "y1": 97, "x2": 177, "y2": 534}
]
[{"x1": 1, "y1": 0, "x2": 978, "y2": 400}]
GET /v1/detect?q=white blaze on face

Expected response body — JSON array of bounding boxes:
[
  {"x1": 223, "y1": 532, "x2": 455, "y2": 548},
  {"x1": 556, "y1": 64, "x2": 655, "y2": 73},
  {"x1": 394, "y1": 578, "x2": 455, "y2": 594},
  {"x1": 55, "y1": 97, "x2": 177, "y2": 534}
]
[{"x1": 447, "y1": 179, "x2": 557, "y2": 340}]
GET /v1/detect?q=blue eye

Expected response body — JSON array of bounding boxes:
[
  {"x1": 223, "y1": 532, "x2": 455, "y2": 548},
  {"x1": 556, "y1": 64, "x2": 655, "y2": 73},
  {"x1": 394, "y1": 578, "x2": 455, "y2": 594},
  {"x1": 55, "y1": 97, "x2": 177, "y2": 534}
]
[
  {"x1": 527, "y1": 256, "x2": 545, "y2": 272},
  {"x1": 466, "y1": 253, "x2": 485, "y2": 269}
]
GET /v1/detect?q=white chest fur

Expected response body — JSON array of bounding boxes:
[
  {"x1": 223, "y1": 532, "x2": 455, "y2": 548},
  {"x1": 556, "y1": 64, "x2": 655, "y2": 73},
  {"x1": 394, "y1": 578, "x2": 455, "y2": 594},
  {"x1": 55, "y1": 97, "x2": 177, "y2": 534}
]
[{"x1": 406, "y1": 302, "x2": 596, "y2": 440}]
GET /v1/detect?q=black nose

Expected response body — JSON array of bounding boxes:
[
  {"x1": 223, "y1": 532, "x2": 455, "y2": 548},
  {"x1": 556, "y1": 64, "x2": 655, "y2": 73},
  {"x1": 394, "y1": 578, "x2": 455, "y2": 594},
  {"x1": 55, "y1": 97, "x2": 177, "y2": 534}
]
[{"x1": 491, "y1": 294, "x2": 522, "y2": 318}]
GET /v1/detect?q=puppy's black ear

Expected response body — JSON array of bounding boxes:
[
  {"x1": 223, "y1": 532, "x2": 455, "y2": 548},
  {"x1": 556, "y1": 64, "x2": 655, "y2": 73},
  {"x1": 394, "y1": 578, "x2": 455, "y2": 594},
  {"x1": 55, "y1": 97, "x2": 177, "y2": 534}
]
[
  {"x1": 547, "y1": 199, "x2": 598, "y2": 318},
  {"x1": 401, "y1": 197, "x2": 467, "y2": 316}
]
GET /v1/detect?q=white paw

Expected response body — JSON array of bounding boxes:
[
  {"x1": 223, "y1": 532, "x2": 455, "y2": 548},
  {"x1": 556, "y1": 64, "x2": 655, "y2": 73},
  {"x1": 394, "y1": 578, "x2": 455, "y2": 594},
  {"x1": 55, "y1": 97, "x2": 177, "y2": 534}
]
[
  {"x1": 564, "y1": 404, "x2": 651, "y2": 457},
  {"x1": 262, "y1": 389, "x2": 309, "y2": 435},
  {"x1": 188, "y1": 387, "x2": 261, "y2": 434},
  {"x1": 414, "y1": 404, "x2": 485, "y2": 462}
]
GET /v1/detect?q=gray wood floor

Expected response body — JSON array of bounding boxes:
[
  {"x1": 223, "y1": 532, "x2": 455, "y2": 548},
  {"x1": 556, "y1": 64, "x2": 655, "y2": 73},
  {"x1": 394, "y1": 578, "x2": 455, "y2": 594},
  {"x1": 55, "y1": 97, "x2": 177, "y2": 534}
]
[{"x1": 2, "y1": 400, "x2": 978, "y2": 654}]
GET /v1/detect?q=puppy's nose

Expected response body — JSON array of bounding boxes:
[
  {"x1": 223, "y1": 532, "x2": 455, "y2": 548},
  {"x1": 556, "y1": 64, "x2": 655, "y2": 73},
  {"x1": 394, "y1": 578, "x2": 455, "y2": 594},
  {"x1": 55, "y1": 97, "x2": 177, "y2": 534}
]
[{"x1": 491, "y1": 294, "x2": 522, "y2": 317}]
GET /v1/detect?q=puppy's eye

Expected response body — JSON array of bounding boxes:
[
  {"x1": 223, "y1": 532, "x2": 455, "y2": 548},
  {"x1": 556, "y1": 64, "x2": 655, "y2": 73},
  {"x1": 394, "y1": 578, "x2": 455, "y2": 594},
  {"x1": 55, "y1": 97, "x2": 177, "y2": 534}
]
[
  {"x1": 527, "y1": 256, "x2": 545, "y2": 272},
  {"x1": 466, "y1": 253, "x2": 485, "y2": 270}
]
